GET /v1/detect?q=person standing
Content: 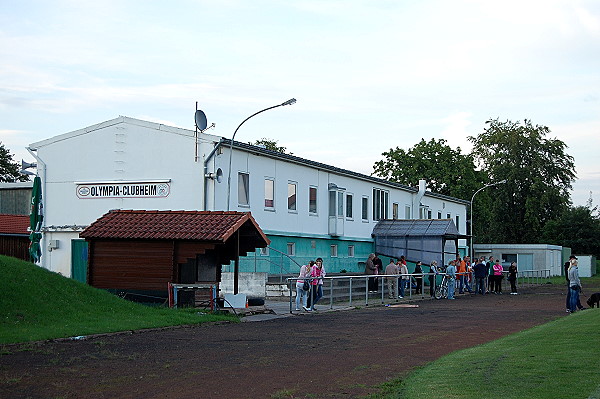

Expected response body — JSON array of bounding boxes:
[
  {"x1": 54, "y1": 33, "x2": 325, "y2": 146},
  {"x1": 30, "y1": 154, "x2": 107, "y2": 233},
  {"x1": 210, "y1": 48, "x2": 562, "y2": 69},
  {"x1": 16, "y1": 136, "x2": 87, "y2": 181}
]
[
  {"x1": 373, "y1": 254, "x2": 383, "y2": 291},
  {"x1": 508, "y1": 261, "x2": 518, "y2": 295},
  {"x1": 385, "y1": 258, "x2": 400, "y2": 299},
  {"x1": 457, "y1": 256, "x2": 472, "y2": 294},
  {"x1": 310, "y1": 258, "x2": 326, "y2": 310},
  {"x1": 296, "y1": 261, "x2": 313, "y2": 311},
  {"x1": 428, "y1": 261, "x2": 438, "y2": 298},
  {"x1": 398, "y1": 258, "x2": 409, "y2": 298},
  {"x1": 473, "y1": 257, "x2": 487, "y2": 295},
  {"x1": 486, "y1": 256, "x2": 495, "y2": 293},
  {"x1": 414, "y1": 261, "x2": 423, "y2": 295},
  {"x1": 564, "y1": 255, "x2": 585, "y2": 312},
  {"x1": 568, "y1": 259, "x2": 582, "y2": 313},
  {"x1": 446, "y1": 260, "x2": 456, "y2": 299},
  {"x1": 492, "y1": 258, "x2": 504, "y2": 294},
  {"x1": 365, "y1": 253, "x2": 378, "y2": 292}
]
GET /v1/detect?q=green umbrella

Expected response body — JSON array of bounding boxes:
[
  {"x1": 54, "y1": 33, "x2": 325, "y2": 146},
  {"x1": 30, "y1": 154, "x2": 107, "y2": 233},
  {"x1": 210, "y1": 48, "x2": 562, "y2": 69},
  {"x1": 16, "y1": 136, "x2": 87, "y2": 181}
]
[{"x1": 29, "y1": 176, "x2": 43, "y2": 262}]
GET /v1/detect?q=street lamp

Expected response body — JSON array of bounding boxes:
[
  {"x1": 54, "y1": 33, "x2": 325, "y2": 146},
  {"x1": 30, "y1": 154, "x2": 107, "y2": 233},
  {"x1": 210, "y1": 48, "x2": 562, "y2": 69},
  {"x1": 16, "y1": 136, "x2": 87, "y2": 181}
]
[
  {"x1": 470, "y1": 179, "x2": 507, "y2": 260},
  {"x1": 226, "y1": 98, "x2": 297, "y2": 211}
]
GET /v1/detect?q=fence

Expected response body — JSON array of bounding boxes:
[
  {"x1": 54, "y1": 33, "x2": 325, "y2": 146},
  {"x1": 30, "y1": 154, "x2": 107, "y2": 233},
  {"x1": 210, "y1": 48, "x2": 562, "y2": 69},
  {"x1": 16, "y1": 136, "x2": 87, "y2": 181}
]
[{"x1": 286, "y1": 269, "x2": 551, "y2": 314}]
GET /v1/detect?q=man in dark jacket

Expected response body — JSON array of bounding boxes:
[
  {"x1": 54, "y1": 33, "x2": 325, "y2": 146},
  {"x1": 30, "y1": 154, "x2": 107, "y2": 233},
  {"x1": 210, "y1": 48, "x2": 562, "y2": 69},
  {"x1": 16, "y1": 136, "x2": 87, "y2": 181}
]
[{"x1": 473, "y1": 257, "x2": 488, "y2": 295}]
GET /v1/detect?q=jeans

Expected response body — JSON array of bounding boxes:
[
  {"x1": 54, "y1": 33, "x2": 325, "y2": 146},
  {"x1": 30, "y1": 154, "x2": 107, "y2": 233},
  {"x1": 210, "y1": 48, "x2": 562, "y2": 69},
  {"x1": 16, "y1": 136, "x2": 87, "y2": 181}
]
[
  {"x1": 459, "y1": 275, "x2": 471, "y2": 293},
  {"x1": 566, "y1": 283, "x2": 584, "y2": 310},
  {"x1": 308, "y1": 284, "x2": 322, "y2": 309},
  {"x1": 569, "y1": 286, "x2": 580, "y2": 312},
  {"x1": 475, "y1": 277, "x2": 486, "y2": 294},
  {"x1": 295, "y1": 282, "x2": 308, "y2": 309},
  {"x1": 447, "y1": 278, "x2": 456, "y2": 299},
  {"x1": 399, "y1": 279, "x2": 408, "y2": 297}
]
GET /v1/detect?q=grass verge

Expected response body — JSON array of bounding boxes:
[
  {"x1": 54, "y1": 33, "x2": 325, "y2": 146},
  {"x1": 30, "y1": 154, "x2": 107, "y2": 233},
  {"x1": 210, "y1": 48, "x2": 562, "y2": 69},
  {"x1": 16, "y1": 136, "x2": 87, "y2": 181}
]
[
  {"x1": 371, "y1": 275, "x2": 600, "y2": 399},
  {"x1": 0, "y1": 255, "x2": 238, "y2": 344}
]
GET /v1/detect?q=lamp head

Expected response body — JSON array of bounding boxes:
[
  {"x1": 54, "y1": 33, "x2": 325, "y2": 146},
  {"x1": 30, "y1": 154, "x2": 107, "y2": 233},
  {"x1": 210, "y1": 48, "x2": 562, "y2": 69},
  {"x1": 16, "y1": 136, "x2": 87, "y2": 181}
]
[{"x1": 281, "y1": 98, "x2": 297, "y2": 106}]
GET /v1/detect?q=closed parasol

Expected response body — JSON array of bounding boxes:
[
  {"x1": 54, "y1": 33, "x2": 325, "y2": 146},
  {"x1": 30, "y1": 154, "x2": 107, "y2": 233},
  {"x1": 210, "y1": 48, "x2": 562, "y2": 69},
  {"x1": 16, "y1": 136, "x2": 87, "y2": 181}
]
[{"x1": 29, "y1": 176, "x2": 43, "y2": 262}]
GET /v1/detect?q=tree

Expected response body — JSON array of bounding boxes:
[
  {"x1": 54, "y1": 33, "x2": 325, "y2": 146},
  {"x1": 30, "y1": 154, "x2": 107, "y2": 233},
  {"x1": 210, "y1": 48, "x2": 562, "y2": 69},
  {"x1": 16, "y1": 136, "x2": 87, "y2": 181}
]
[
  {"x1": 372, "y1": 138, "x2": 485, "y2": 200},
  {"x1": 468, "y1": 118, "x2": 576, "y2": 244},
  {"x1": 542, "y1": 206, "x2": 600, "y2": 256},
  {"x1": 0, "y1": 142, "x2": 29, "y2": 182},
  {"x1": 252, "y1": 138, "x2": 290, "y2": 154}
]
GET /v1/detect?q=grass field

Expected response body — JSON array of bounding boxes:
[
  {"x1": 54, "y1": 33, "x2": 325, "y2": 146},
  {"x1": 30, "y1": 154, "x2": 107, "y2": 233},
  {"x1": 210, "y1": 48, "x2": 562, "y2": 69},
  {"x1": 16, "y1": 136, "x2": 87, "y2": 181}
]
[
  {"x1": 0, "y1": 255, "x2": 238, "y2": 344},
  {"x1": 372, "y1": 273, "x2": 600, "y2": 399}
]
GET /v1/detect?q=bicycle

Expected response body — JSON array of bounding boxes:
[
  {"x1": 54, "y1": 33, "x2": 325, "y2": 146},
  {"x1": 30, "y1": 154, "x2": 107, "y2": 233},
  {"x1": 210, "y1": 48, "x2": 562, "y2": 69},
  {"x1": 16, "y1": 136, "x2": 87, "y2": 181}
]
[{"x1": 434, "y1": 274, "x2": 449, "y2": 300}]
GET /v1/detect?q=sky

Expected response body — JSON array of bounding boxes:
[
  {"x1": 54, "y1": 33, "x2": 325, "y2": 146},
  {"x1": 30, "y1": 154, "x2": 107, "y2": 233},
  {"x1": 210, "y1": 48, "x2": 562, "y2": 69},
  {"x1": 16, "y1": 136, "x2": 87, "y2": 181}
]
[{"x1": 1, "y1": 0, "x2": 599, "y2": 206}]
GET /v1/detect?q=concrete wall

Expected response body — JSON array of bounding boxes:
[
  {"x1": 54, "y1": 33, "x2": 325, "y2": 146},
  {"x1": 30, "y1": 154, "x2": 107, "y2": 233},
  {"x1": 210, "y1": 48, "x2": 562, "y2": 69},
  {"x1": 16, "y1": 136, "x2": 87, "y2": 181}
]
[{"x1": 220, "y1": 272, "x2": 267, "y2": 297}]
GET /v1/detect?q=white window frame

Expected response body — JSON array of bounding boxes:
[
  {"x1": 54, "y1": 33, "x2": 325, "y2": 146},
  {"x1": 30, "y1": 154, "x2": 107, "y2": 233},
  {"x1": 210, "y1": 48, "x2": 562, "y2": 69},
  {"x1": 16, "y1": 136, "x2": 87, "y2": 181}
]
[
  {"x1": 309, "y1": 186, "x2": 318, "y2": 215},
  {"x1": 330, "y1": 244, "x2": 338, "y2": 257},
  {"x1": 287, "y1": 242, "x2": 296, "y2": 256},
  {"x1": 238, "y1": 172, "x2": 250, "y2": 207},
  {"x1": 346, "y1": 193, "x2": 353, "y2": 220},
  {"x1": 405, "y1": 205, "x2": 411, "y2": 219},
  {"x1": 264, "y1": 178, "x2": 275, "y2": 210},
  {"x1": 348, "y1": 245, "x2": 355, "y2": 257},
  {"x1": 287, "y1": 181, "x2": 297, "y2": 212},
  {"x1": 362, "y1": 196, "x2": 369, "y2": 222},
  {"x1": 393, "y1": 203, "x2": 399, "y2": 220},
  {"x1": 259, "y1": 247, "x2": 269, "y2": 256}
]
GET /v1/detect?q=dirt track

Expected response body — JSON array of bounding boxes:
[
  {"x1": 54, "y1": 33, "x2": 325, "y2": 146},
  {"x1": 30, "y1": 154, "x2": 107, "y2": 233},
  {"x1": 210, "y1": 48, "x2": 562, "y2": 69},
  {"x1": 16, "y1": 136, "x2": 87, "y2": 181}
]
[{"x1": 0, "y1": 284, "x2": 571, "y2": 398}]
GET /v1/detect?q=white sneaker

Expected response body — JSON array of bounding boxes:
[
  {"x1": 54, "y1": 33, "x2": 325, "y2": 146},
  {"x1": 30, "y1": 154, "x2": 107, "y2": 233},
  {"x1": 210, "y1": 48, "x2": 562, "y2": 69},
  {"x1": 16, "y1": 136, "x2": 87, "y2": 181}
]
[{"x1": 295, "y1": 308, "x2": 300, "y2": 311}]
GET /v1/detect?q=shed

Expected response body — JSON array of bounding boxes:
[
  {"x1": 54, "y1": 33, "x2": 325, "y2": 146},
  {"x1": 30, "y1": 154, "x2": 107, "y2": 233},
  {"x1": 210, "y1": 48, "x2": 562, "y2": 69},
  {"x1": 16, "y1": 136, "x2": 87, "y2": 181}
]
[
  {"x1": 372, "y1": 219, "x2": 467, "y2": 265},
  {"x1": 80, "y1": 210, "x2": 270, "y2": 303},
  {"x1": 0, "y1": 213, "x2": 30, "y2": 261}
]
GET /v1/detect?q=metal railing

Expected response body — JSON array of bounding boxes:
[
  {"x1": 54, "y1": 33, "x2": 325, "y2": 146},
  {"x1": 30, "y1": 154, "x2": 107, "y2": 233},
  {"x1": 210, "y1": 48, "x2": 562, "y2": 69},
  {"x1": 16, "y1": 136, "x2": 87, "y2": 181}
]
[{"x1": 285, "y1": 269, "x2": 551, "y2": 313}]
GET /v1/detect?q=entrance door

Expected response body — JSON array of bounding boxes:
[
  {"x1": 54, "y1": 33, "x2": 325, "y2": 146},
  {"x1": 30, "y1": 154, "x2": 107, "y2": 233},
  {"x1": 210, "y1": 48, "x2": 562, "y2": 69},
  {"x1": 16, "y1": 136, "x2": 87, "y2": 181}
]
[
  {"x1": 71, "y1": 239, "x2": 88, "y2": 283},
  {"x1": 328, "y1": 189, "x2": 345, "y2": 237}
]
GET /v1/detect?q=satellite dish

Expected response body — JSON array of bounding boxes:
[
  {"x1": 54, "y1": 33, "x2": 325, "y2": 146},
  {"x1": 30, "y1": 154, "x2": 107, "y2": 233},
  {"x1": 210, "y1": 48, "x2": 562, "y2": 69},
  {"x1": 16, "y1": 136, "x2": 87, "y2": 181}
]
[{"x1": 195, "y1": 110, "x2": 208, "y2": 131}]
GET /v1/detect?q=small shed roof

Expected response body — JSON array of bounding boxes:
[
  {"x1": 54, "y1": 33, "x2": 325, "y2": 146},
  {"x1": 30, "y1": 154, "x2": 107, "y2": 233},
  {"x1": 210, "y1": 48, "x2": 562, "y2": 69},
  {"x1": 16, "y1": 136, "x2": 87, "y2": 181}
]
[
  {"x1": 80, "y1": 209, "x2": 269, "y2": 245},
  {"x1": 0, "y1": 214, "x2": 29, "y2": 236}
]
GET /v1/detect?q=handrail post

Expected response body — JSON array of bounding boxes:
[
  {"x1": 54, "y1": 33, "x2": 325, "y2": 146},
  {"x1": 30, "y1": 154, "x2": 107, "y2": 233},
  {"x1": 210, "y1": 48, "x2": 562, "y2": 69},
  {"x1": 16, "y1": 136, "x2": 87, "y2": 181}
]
[{"x1": 349, "y1": 277, "x2": 353, "y2": 307}]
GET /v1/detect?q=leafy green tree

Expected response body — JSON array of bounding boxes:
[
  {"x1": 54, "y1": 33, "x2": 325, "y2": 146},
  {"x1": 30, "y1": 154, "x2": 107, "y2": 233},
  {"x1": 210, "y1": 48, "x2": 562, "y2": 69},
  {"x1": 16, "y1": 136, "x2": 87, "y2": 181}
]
[
  {"x1": 0, "y1": 142, "x2": 29, "y2": 182},
  {"x1": 372, "y1": 138, "x2": 485, "y2": 200},
  {"x1": 252, "y1": 138, "x2": 290, "y2": 154},
  {"x1": 469, "y1": 119, "x2": 576, "y2": 244},
  {"x1": 542, "y1": 206, "x2": 600, "y2": 256}
]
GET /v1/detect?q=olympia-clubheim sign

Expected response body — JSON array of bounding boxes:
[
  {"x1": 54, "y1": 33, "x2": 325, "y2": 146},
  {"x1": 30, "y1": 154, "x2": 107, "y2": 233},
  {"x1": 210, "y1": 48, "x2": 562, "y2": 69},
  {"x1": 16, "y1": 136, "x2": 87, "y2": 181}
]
[{"x1": 76, "y1": 180, "x2": 170, "y2": 199}]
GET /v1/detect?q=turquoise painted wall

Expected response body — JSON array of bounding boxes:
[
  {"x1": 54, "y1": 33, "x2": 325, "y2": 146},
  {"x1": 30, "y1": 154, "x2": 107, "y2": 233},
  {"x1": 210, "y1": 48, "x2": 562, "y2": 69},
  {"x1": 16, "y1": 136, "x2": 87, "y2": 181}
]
[{"x1": 222, "y1": 234, "x2": 375, "y2": 275}]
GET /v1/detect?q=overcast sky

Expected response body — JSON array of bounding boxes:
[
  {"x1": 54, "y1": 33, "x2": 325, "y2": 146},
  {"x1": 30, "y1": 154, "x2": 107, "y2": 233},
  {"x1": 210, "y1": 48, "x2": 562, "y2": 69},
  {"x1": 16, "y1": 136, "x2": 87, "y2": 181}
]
[{"x1": 1, "y1": 0, "x2": 598, "y2": 206}]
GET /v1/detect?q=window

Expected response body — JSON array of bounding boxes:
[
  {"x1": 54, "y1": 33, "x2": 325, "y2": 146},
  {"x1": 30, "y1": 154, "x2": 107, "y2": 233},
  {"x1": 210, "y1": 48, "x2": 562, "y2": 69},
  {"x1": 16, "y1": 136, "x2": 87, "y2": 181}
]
[
  {"x1": 259, "y1": 247, "x2": 269, "y2": 256},
  {"x1": 337, "y1": 192, "x2": 344, "y2": 216},
  {"x1": 437, "y1": 211, "x2": 442, "y2": 219},
  {"x1": 287, "y1": 242, "x2": 295, "y2": 256},
  {"x1": 405, "y1": 205, "x2": 411, "y2": 219},
  {"x1": 264, "y1": 178, "x2": 274, "y2": 209},
  {"x1": 329, "y1": 190, "x2": 336, "y2": 216},
  {"x1": 362, "y1": 196, "x2": 369, "y2": 220},
  {"x1": 309, "y1": 186, "x2": 318, "y2": 214},
  {"x1": 238, "y1": 172, "x2": 249, "y2": 206},
  {"x1": 287, "y1": 182, "x2": 297, "y2": 211},
  {"x1": 348, "y1": 245, "x2": 355, "y2": 257},
  {"x1": 346, "y1": 194, "x2": 353, "y2": 219},
  {"x1": 372, "y1": 188, "x2": 389, "y2": 220},
  {"x1": 330, "y1": 244, "x2": 338, "y2": 257},
  {"x1": 427, "y1": 210, "x2": 432, "y2": 219},
  {"x1": 393, "y1": 203, "x2": 399, "y2": 219},
  {"x1": 446, "y1": 213, "x2": 451, "y2": 219},
  {"x1": 455, "y1": 215, "x2": 460, "y2": 232}
]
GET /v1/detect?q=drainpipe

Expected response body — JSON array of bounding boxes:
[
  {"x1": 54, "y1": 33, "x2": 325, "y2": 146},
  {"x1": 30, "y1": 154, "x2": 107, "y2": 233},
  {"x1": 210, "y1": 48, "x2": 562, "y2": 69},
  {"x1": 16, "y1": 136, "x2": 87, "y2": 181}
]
[
  {"x1": 26, "y1": 147, "x2": 48, "y2": 270},
  {"x1": 412, "y1": 179, "x2": 427, "y2": 219},
  {"x1": 203, "y1": 138, "x2": 225, "y2": 211}
]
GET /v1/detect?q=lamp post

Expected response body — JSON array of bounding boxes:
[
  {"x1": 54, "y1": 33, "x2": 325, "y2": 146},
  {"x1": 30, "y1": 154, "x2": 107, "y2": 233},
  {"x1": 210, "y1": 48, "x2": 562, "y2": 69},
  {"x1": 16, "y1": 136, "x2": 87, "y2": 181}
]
[
  {"x1": 470, "y1": 179, "x2": 507, "y2": 260},
  {"x1": 226, "y1": 98, "x2": 296, "y2": 211}
]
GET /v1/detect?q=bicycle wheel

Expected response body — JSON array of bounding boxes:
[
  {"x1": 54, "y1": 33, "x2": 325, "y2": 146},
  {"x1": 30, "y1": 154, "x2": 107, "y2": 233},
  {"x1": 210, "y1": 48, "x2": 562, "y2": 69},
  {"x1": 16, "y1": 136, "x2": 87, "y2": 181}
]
[{"x1": 434, "y1": 279, "x2": 446, "y2": 300}]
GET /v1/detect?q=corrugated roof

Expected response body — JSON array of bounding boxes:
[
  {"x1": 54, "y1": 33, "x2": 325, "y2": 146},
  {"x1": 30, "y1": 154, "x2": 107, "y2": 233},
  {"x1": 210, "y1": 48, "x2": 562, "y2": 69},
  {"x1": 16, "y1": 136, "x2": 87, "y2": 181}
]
[
  {"x1": 0, "y1": 214, "x2": 29, "y2": 235},
  {"x1": 372, "y1": 219, "x2": 464, "y2": 237},
  {"x1": 80, "y1": 210, "x2": 268, "y2": 242}
]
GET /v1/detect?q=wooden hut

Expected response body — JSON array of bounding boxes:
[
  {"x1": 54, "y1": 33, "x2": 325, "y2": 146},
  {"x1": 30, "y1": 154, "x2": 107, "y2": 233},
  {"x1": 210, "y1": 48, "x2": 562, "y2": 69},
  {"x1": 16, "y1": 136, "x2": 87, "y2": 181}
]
[
  {"x1": 80, "y1": 210, "x2": 269, "y2": 303},
  {"x1": 0, "y1": 214, "x2": 30, "y2": 261}
]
